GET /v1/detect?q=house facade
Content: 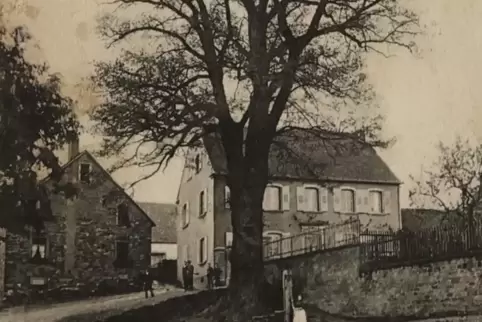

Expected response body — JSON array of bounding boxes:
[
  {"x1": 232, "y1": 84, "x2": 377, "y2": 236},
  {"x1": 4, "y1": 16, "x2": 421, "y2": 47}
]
[
  {"x1": 5, "y1": 140, "x2": 154, "y2": 292},
  {"x1": 176, "y1": 130, "x2": 401, "y2": 289}
]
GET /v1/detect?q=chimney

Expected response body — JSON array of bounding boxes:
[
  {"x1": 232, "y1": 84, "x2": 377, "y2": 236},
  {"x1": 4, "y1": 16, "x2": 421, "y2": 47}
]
[{"x1": 67, "y1": 135, "x2": 80, "y2": 161}]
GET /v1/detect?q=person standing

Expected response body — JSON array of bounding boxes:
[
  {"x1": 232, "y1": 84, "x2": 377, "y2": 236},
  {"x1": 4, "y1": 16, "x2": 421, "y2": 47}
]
[
  {"x1": 182, "y1": 261, "x2": 189, "y2": 291},
  {"x1": 142, "y1": 270, "x2": 155, "y2": 298},
  {"x1": 206, "y1": 263, "x2": 214, "y2": 289},
  {"x1": 187, "y1": 260, "x2": 195, "y2": 290}
]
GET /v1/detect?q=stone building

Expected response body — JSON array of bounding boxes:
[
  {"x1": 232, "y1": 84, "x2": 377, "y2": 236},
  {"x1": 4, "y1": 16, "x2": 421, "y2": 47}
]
[
  {"x1": 5, "y1": 139, "x2": 155, "y2": 292},
  {"x1": 176, "y1": 129, "x2": 401, "y2": 289}
]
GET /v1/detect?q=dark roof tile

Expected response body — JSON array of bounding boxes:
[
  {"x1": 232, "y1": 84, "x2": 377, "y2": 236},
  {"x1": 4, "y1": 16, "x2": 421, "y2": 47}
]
[{"x1": 203, "y1": 129, "x2": 400, "y2": 184}]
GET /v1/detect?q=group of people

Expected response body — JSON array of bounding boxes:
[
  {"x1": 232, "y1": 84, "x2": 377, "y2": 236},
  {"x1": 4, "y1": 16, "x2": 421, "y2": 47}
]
[
  {"x1": 182, "y1": 261, "x2": 222, "y2": 291},
  {"x1": 206, "y1": 263, "x2": 222, "y2": 289}
]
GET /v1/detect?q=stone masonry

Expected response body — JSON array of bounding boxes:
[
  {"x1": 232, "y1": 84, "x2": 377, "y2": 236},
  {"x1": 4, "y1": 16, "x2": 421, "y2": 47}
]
[
  {"x1": 5, "y1": 151, "x2": 153, "y2": 291},
  {"x1": 265, "y1": 245, "x2": 482, "y2": 320}
]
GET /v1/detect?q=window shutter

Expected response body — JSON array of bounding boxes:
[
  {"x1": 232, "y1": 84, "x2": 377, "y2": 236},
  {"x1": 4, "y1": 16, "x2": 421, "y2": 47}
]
[
  {"x1": 197, "y1": 239, "x2": 201, "y2": 264},
  {"x1": 365, "y1": 190, "x2": 371, "y2": 213},
  {"x1": 333, "y1": 188, "x2": 341, "y2": 212},
  {"x1": 203, "y1": 236, "x2": 208, "y2": 263},
  {"x1": 179, "y1": 205, "x2": 183, "y2": 228},
  {"x1": 186, "y1": 202, "x2": 190, "y2": 225},
  {"x1": 383, "y1": 190, "x2": 391, "y2": 213},
  {"x1": 355, "y1": 189, "x2": 363, "y2": 213},
  {"x1": 319, "y1": 187, "x2": 328, "y2": 212},
  {"x1": 296, "y1": 186, "x2": 305, "y2": 211},
  {"x1": 282, "y1": 186, "x2": 290, "y2": 211},
  {"x1": 263, "y1": 188, "x2": 270, "y2": 210},
  {"x1": 282, "y1": 232, "x2": 291, "y2": 256},
  {"x1": 205, "y1": 188, "x2": 211, "y2": 214},
  {"x1": 357, "y1": 189, "x2": 368, "y2": 213}
]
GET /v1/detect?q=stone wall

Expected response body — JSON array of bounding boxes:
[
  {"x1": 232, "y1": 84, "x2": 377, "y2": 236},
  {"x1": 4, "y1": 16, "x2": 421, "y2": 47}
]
[
  {"x1": 265, "y1": 246, "x2": 482, "y2": 320},
  {"x1": 5, "y1": 152, "x2": 152, "y2": 291}
]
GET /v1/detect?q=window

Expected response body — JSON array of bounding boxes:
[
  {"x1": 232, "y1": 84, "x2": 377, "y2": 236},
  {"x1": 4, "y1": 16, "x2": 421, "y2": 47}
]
[
  {"x1": 263, "y1": 185, "x2": 282, "y2": 211},
  {"x1": 31, "y1": 234, "x2": 47, "y2": 259},
  {"x1": 199, "y1": 191, "x2": 206, "y2": 216},
  {"x1": 181, "y1": 203, "x2": 190, "y2": 228},
  {"x1": 225, "y1": 186, "x2": 231, "y2": 209},
  {"x1": 341, "y1": 189, "x2": 355, "y2": 213},
  {"x1": 116, "y1": 203, "x2": 130, "y2": 227},
  {"x1": 225, "y1": 232, "x2": 233, "y2": 248},
  {"x1": 195, "y1": 154, "x2": 202, "y2": 173},
  {"x1": 304, "y1": 187, "x2": 320, "y2": 212},
  {"x1": 79, "y1": 163, "x2": 91, "y2": 183},
  {"x1": 370, "y1": 191, "x2": 383, "y2": 213},
  {"x1": 198, "y1": 237, "x2": 208, "y2": 264},
  {"x1": 115, "y1": 240, "x2": 130, "y2": 267}
]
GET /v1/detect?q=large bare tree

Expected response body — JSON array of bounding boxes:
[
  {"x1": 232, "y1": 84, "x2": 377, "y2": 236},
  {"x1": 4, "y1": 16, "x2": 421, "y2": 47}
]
[
  {"x1": 410, "y1": 137, "x2": 482, "y2": 226},
  {"x1": 92, "y1": 0, "x2": 418, "y2": 315}
]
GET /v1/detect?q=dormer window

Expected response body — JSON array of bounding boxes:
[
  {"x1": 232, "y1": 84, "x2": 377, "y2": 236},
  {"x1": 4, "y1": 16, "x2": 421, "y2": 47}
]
[
  {"x1": 117, "y1": 203, "x2": 130, "y2": 227},
  {"x1": 79, "y1": 163, "x2": 91, "y2": 183}
]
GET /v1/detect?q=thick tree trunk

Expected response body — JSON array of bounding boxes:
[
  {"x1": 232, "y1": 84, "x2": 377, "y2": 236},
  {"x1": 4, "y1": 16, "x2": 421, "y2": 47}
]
[
  {"x1": 216, "y1": 119, "x2": 276, "y2": 319},
  {"x1": 228, "y1": 173, "x2": 268, "y2": 317}
]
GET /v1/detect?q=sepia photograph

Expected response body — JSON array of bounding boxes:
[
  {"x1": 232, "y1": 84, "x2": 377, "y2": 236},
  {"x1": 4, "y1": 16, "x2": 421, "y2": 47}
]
[{"x1": 0, "y1": 0, "x2": 480, "y2": 321}]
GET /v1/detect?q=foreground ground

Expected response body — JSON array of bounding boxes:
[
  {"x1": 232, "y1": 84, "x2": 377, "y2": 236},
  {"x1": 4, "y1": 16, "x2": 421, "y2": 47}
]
[{"x1": 0, "y1": 286, "x2": 197, "y2": 322}]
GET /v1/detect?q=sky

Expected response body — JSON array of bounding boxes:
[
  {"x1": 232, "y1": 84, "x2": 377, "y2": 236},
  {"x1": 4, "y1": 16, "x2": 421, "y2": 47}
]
[{"x1": 2, "y1": 0, "x2": 482, "y2": 207}]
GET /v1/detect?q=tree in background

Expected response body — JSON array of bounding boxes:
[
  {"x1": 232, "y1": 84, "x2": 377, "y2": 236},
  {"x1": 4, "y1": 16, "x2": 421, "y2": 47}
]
[
  {"x1": 92, "y1": 0, "x2": 418, "y2": 316},
  {"x1": 410, "y1": 137, "x2": 482, "y2": 226},
  {"x1": 0, "y1": 26, "x2": 79, "y2": 232}
]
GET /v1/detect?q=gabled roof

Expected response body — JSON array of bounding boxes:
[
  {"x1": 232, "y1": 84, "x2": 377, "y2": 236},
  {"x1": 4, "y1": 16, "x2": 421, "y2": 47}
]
[
  {"x1": 401, "y1": 208, "x2": 461, "y2": 232},
  {"x1": 42, "y1": 151, "x2": 156, "y2": 227},
  {"x1": 203, "y1": 129, "x2": 400, "y2": 184},
  {"x1": 138, "y1": 202, "x2": 177, "y2": 243}
]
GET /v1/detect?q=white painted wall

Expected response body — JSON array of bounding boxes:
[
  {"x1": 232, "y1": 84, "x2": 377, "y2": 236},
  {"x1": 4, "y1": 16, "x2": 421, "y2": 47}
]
[{"x1": 151, "y1": 243, "x2": 177, "y2": 260}]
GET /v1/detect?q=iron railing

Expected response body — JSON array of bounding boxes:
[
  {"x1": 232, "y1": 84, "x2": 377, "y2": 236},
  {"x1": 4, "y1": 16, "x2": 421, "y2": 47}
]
[
  {"x1": 263, "y1": 219, "x2": 361, "y2": 260},
  {"x1": 360, "y1": 221, "x2": 482, "y2": 271}
]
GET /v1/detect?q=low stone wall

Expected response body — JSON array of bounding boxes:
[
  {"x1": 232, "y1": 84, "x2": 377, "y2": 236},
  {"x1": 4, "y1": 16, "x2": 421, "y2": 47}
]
[{"x1": 265, "y1": 245, "x2": 482, "y2": 319}]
